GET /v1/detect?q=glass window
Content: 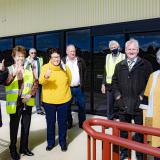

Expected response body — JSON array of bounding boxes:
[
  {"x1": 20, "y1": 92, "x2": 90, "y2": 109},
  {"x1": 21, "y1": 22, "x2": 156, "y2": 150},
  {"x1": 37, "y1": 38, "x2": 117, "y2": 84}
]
[
  {"x1": 0, "y1": 38, "x2": 13, "y2": 66},
  {"x1": 94, "y1": 34, "x2": 125, "y2": 54},
  {"x1": 93, "y1": 34, "x2": 125, "y2": 115},
  {"x1": 36, "y1": 33, "x2": 60, "y2": 63},
  {"x1": 0, "y1": 38, "x2": 13, "y2": 52},
  {"x1": 15, "y1": 36, "x2": 34, "y2": 49},
  {"x1": 66, "y1": 29, "x2": 90, "y2": 53},
  {"x1": 36, "y1": 33, "x2": 59, "y2": 51},
  {"x1": 129, "y1": 32, "x2": 160, "y2": 70},
  {"x1": 66, "y1": 29, "x2": 91, "y2": 111}
]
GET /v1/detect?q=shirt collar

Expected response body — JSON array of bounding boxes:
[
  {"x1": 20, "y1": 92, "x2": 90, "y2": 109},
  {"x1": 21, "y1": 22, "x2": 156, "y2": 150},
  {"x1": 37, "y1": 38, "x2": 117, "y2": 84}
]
[{"x1": 66, "y1": 56, "x2": 77, "y2": 62}]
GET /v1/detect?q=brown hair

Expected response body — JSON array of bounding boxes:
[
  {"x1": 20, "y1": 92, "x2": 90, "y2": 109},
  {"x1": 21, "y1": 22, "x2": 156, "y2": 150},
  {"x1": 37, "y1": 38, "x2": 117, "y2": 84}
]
[
  {"x1": 12, "y1": 45, "x2": 26, "y2": 58},
  {"x1": 47, "y1": 48, "x2": 61, "y2": 58}
]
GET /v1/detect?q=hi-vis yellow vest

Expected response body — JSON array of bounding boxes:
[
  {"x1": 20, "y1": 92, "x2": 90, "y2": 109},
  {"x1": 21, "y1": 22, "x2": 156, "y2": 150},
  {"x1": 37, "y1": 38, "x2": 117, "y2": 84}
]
[
  {"x1": 5, "y1": 66, "x2": 35, "y2": 114},
  {"x1": 105, "y1": 52, "x2": 125, "y2": 84}
]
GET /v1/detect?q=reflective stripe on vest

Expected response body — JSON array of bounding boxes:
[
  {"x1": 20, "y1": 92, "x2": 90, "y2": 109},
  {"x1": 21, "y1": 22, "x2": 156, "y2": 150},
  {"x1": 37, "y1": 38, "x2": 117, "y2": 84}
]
[
  {"x1": 6, "y1": 90, "x2": 19, "y2": 94},
  {"x1": 22, "y1": 70, "x2": 35, "y2": 107},
  {"x1": 105, "y1": 53, "x2": 125, "y2": 84},
  {"x1": 5, "y1": 67, "x2": 35, "y2": 114}
]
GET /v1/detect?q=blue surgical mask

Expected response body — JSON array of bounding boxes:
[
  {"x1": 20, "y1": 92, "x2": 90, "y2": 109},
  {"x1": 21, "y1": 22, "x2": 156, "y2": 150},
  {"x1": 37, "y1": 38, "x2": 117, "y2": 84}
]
[{"x1": 111, "y1": 48, "x2": 118, "y2": 55}]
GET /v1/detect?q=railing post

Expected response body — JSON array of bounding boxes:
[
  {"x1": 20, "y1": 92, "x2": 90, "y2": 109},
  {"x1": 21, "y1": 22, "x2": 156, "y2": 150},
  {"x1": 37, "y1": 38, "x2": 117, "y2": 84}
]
[
  {"x1": 93, "y1": 138, "x2": 96, "y2": 160},
  {"x1": 143, "y1": 134, "x2": 148, "y2": 160},
  {"x1": 128, "y1": 131, "x2": 132, "y2": 160},
  {"x1": 112, "y1": 127, "x2": 120, "y2": 160},
  {"x1": 102, "y1": 141, "x2": 111, "y2": 160},
  {"x1": 88, "y1": 135, "x2": 91, "y2": 160}
]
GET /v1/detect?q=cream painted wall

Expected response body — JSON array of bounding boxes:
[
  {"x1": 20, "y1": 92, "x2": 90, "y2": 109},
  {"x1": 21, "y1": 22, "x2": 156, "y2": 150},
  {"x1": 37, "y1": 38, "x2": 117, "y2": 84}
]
[{"x1": 0, "y1": 0, "x2": 160, "y2": 37}]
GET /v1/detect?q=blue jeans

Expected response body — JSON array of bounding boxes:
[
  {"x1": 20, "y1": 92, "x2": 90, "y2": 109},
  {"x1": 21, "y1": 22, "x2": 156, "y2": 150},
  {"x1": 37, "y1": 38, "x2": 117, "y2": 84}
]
[
  {"x1": 68, "y1": 87, "x2": 86, "y2": 127},
  {"x1": 43, "y1": 101, "x2": 70, "y2": 147}
]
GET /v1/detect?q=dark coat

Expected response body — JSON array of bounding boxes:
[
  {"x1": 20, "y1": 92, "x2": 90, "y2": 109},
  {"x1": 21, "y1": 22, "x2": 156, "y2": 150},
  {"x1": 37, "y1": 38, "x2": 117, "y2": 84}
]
[
  {"x1": 62, "y1": 56, "x2": 87, "y2": 90},
  {"x1": 112, "y1": 57, "x2": 153, "y2": 115},
  {"x1": 0, "y1": 69, "x2": 8, "y2": 84},
  {"x1": 0, "y1": 69, "x2": 8, "y2": 127}
]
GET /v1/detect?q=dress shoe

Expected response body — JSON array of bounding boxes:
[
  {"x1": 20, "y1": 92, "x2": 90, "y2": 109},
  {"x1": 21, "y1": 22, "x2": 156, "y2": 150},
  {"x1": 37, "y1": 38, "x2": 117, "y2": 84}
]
[
  {"x1": 120, "y1": 153, "x2": 128, "y2": 160},
  {"x1": 46, "y1": 145, "x2": 55, "y2": 151},
  {"x1": 37, "y1": 110, "x2": 45, "y2": 115},
  {"x1": 61, "y1": 144, "x2": 68, "y2": 152},
  {"x1": 10, "y1": 152, "x2": 20, "y2": 160},
  {"x1": 136, "y1": 155, "x2": 143, "y2": 160},
  {"x1": 19, "y1": 149, "x2": 34, "y2": 156},
  {"x1": 67, "y1": 122, "x2": 73, "y2": 129}
]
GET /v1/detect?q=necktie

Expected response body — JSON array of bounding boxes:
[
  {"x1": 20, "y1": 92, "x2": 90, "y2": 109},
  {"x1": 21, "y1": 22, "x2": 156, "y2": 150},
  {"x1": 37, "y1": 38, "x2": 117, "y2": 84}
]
[{"x1": 128, "y1": 60, "x2": 134, "y2": 71}]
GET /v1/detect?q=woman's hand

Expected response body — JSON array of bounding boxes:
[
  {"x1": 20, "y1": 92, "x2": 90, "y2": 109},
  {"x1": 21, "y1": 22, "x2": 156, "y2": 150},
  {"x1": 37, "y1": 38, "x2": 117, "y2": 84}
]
[
  {"x1": 44, "y1": 67, "x2": 51, "y2": 79},
  {"x1": 0, "y1": 59, "x2": 5, "y2": 71}
]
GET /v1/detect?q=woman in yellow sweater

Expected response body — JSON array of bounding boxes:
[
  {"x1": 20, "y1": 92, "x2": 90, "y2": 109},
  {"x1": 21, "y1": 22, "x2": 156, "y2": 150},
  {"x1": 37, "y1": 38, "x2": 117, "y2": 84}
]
[{"x1": 39, "y1": 48, "x2": 72, "y2": 152}]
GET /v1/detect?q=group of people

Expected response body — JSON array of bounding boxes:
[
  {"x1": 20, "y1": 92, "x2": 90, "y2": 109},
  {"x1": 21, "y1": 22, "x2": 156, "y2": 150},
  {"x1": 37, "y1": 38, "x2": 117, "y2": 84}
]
[
  {"x1": 0, "y1": 44, "x2": 86, "y2": 160},
  {"x1": 102, "y1": 38, "x2": 160, "y2": 160},
  {"x1": 0, "y1": 38, "x2": 160, "y2": 160}
]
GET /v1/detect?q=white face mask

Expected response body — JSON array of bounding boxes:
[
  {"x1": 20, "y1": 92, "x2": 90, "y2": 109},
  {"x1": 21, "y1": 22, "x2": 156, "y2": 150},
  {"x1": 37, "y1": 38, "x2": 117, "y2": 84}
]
[{"x1": 157, "y1": 55, "x2": 160, "y2": 64}]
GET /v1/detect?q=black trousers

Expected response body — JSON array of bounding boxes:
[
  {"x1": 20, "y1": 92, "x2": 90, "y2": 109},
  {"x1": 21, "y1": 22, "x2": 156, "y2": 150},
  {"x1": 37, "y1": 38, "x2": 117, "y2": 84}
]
[
  {"x1": 119, "y1": 113, "x2": 143, "y2": 157},
  {"x1": 9, "y1": 104, "x2": 32, "y2": 152}
]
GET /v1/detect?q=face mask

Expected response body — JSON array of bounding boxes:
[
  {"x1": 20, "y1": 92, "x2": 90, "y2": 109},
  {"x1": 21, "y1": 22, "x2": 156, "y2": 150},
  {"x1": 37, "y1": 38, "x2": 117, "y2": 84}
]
[
  {"x1": 157, "y1": 56, "x2": 160, "y2": 64},
  {"x1": 111, "y1": 48, "x2": 118, "y2": 55}
]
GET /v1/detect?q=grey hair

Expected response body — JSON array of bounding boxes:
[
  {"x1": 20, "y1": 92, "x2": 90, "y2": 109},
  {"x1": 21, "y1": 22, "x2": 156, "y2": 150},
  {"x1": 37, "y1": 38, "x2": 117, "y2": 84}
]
[
  {"x1": 109, "y1": 40, "x2": 120, "y2": 49},
  {"x1": 125, "y1": 38, "x2": 139, "y2": 49},
  {"x1": 66, "y1": 44, "x2": 76, "y2": 51}
]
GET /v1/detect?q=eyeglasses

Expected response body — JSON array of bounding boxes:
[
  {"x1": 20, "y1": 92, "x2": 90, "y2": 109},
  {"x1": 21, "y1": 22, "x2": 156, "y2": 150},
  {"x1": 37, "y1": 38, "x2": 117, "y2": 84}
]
[
  {"x1": 30, "y1": 52, "x2": 36, "y2": 54},
  {"x1": 51, "y1": 56, "x2": 60, "y2": 59}
]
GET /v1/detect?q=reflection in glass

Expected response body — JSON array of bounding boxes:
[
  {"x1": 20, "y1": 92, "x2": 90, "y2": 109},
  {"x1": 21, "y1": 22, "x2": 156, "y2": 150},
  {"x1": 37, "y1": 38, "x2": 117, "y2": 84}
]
[
  {"x1": 15, "y1": 36, "x2": 34, "y2": 49},
  {"x1": 66, "y1": 29, "x2": 90, "y2": 52},
  {"x1": 129, "y1": 33, "x2": 160, "y2": 70},
  {"x1": 94, "y1": 34, "x2": 125, "y2": 54},
  {"x1": 66, "y1": 29, "x2": 91, "y2": 112},
  {"x1": 0, "y1": 38, "x2": 12, "y2": 52},
  {"x1": 0, "y1": 38, "x2": 13, "y2": 66},
  {"x1": 37, "y1": 33, "x2": 59, "y2": 51},
  {"x1": 36, "y1": 33, "x2": 60, "y2": 64},
  {"x1": 93, "y1": 34, "x2": 125, "y2": 115}
]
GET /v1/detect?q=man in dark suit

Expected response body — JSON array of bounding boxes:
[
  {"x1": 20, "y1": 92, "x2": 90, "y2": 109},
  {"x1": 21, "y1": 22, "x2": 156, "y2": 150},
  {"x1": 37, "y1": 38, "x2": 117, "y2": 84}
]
[{"x1": 112, "y1": 39, "x2": 153, "y2": 160}]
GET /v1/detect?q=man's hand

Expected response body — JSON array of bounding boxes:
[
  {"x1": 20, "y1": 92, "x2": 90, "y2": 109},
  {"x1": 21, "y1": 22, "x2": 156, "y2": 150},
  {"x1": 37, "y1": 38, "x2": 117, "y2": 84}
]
[
  {"x1": 44, "y1": 67, "x2": 51, "y2": 79},
  {"x1": 0, "y1": 59, "x2": 5, "y2": 71},
  {"x1": 101, "y1": 84, "x2": 106, "y2": 94}
]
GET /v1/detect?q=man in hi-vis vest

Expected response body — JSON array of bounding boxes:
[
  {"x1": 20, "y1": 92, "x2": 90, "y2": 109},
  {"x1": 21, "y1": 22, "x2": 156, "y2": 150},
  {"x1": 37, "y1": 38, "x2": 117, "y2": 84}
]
[
  {"x1": 5, "y1": 46, "x2": 38, "y2": 160},
  {"x1": 101, "y1": 40, "x2": 125, "y2": 120},
  {"x1": 25, "y1": 48, "x2": 44, "y2": 115}
]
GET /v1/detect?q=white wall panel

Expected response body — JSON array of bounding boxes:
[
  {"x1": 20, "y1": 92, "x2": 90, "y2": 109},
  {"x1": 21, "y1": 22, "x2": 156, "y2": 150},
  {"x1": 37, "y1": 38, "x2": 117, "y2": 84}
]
[{"x1": 0, "y1": 0, "x2": 159, "y2": 37}]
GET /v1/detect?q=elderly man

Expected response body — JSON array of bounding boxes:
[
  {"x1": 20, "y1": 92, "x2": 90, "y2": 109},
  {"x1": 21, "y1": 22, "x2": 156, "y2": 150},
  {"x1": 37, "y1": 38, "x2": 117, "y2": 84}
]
[
  {"x1": 101, "y1": 40, "x2": 125, "y2": 120},
  {"x1": 25, "y1": 48, "x2": 44, "y2": 115},
  {"x1": 62, "y1": 44, "x2": 87, "y2": 129},
  {"x1": 112, "y1": 39, "x2": 153, "y2": 160}
]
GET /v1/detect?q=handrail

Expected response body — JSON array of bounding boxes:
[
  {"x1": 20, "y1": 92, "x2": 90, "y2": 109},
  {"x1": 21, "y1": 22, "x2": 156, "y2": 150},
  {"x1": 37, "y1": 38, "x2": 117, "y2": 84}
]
[{"x1": 83, "y1": 118, "x2": 160, "y2": 160}]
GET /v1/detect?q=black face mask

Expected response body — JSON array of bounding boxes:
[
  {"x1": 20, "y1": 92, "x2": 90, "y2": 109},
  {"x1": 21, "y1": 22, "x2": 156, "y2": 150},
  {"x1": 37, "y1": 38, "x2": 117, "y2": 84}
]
[
  {"x1": 34, "y1": 56, "x2": 38, "y2": 60},
  {"x1": 111, "y1": 48, "x2": 118, "y2": 55}
]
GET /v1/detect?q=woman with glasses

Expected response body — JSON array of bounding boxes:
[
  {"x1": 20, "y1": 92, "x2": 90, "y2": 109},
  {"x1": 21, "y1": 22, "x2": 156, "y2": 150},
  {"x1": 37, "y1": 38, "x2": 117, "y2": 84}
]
[{"x1": 39, "y1": 48, "x2": 72, "y2": 152}]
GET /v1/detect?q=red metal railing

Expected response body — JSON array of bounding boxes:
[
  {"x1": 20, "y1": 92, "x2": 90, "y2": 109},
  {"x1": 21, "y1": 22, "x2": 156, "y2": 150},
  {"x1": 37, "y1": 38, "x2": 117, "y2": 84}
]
[{"x1": 83, "y1": 118, "x2": 160, "y2": 160}]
